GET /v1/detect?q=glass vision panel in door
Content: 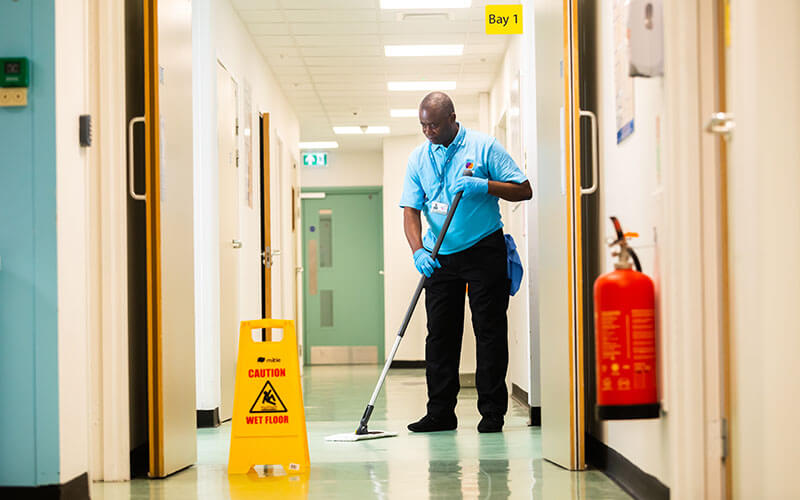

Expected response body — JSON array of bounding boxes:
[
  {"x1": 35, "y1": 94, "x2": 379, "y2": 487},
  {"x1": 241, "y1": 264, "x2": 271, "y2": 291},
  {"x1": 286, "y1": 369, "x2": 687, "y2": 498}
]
[{"x1": 302, "y1": 192, "x2": 384, "y2": 365}]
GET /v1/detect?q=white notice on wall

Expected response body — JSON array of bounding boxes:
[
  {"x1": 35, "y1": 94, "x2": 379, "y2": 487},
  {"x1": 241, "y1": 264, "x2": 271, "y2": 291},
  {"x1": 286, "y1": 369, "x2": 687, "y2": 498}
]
[{"x1": 614, "y1": 0, "x2": 635, "y2": 143}]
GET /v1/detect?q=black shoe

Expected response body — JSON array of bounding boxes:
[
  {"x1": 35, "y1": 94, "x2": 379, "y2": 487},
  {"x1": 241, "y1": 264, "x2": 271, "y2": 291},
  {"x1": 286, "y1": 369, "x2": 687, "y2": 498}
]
[
  {"x1": 407, "y1": 414, "x2": 457, "y2": 433},
  {"x1": 477, "y1": 416, "x2": 504, "y2": 433}
]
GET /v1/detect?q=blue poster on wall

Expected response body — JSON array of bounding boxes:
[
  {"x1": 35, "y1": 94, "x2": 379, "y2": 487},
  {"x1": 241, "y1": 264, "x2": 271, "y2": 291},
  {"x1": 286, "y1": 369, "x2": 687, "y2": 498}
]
[{"x1": 617, "y1": 119, "x2": 635, "y2": 143}]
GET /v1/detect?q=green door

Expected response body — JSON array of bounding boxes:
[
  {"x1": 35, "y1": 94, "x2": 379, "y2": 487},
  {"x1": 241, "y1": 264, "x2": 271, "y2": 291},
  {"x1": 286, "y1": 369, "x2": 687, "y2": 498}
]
[{"x1": 302, "y1": 188, "x2": 384, "y2": 365}]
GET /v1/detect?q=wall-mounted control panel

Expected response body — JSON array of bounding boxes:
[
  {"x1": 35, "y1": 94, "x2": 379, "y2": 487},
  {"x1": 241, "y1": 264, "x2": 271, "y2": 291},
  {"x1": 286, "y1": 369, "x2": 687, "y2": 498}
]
[{"x1": 0, "y1": 57, "x2": 29, "y2": 107}]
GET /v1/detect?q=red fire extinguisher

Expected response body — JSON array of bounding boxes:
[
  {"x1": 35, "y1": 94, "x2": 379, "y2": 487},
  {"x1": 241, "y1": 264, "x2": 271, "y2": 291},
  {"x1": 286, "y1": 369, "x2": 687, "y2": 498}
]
[{"x1": 593, "y1": 217, "x2": 660, "y2": 420}]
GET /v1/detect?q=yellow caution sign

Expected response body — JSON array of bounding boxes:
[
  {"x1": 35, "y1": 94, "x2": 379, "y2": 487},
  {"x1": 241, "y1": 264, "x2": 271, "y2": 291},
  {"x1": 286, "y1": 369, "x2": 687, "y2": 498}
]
[{"x1": 228, "y1": 319, "x2": 309, "y2": 475}]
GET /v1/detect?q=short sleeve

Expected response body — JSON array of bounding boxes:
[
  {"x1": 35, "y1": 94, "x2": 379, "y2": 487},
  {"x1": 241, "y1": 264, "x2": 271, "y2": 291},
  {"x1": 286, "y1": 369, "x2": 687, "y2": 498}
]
[
  {"x1": 486, "y1": 139, "x2": 528, "y2": 184},
  {"x1": 399, "y1": 157, "x2": 425, "y2": 210}
]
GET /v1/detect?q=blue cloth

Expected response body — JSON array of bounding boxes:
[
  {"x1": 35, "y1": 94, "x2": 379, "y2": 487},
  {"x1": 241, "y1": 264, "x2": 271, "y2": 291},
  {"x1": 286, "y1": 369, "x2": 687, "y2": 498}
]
[
  {"x1": 504, "y1": 234, "x2": 523, "y2": 296},
  {"x1": 399, "y1": 123, "x2": 529, "y2": 255}
]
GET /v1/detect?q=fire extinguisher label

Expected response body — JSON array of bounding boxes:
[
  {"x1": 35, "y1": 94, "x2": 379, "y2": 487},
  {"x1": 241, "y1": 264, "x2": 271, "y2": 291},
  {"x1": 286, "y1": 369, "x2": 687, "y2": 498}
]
[{"x1": 596, "y1": 308, "x2": 657, "y2": 404}]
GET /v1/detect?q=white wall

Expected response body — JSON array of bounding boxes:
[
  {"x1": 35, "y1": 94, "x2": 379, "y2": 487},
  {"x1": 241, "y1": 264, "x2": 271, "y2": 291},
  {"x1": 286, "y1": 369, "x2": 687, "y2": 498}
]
[
  {"x1": 56, "y1": 0, "x2": 91, "y2": 483},
  {"x1": 594, "y1": 0, "x2": 670, "y2": 485},
  {"x1": 193, "y1": 0, "x2": 300, "y2": 411},
  {"x1": 488, "y1": 35, "x2": 533, "y2": 397},
  {"x1": 301, "y1": 151, "x2": 382, "y2": 188}
]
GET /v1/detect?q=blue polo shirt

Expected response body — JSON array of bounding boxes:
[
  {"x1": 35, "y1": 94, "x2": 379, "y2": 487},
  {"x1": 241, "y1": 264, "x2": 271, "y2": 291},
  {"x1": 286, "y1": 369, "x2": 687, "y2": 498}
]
[{"x1": 400, "y1": 124, "x2": 528, "y2": 255}]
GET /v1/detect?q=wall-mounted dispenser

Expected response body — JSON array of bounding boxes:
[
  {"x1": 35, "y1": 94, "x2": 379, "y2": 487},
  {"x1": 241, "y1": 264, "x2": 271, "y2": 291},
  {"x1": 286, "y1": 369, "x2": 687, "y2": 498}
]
[{"x1": 628, "y1": 0, "x2": 664, "y2": 77}]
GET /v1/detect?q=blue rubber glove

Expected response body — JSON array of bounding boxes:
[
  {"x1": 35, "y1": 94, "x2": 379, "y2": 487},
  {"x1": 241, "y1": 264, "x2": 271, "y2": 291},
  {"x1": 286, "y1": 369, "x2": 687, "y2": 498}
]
[
  {"x1": 413, "y1": 248, "x2": 441, "y2": 278},
  {"x1": 453, "y1": 174, "x2": 489, "y2": 198}
]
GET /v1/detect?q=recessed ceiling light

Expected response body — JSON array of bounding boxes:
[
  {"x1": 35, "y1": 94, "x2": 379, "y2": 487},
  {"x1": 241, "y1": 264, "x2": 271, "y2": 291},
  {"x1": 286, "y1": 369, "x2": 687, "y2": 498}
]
[
  {"x1": 388, "y1": 81, "x2": 457, "y2": 91},
  {"x1": 380, "y1": 0, "x2": 471, "y2": 9},
  {"x1": 333, "y1": 126, "x2": 363, "y2": 135},
  {"x1": 391, "y1": 108, "x2": 419, "y2": 118},
  {"x1": 333, "y1": 126, "x2": 391, "y2": 135},
  {"x1": 299, "y1": 141, "x2": 339, "y2": 149},
  {"x1": 385, "y1": 44, "x2": 464, "y2": 57}
]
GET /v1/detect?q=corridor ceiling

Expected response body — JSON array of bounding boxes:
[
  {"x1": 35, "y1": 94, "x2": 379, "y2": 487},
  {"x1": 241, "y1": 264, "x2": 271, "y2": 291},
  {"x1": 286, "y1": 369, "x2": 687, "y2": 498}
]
[{"x1": 232, "y1": 0, "x2": 511, "y2": 151}]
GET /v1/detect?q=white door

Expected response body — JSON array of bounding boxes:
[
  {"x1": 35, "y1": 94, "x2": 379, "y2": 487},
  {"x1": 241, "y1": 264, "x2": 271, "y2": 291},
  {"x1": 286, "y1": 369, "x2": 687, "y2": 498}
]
[
  {"x1": 532, "y1": 0, "x2": 587, "y2": 470},
  {"x1": 217, "y1": 62, "x2": 240, "y2": 422},
  {"x1": 725, "y1": 1, "x2": 800, "y2": 497}
]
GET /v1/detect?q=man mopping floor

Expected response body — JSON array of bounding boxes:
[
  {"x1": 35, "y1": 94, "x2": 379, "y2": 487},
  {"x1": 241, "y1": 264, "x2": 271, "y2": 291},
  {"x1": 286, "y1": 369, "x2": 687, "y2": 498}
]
[{"x1": 401, "y1": 92, "x2": 532, "y2": 434}]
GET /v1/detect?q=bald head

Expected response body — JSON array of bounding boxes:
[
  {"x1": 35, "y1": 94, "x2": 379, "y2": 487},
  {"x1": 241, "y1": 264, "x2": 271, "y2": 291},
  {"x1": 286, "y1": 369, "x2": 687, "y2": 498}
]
[
  {"x1": 419, "y1": 92, "x2": 459, "y2": 146},
  {"x1": 420, "y1": 92, "x2": 455, "y2": 116}
]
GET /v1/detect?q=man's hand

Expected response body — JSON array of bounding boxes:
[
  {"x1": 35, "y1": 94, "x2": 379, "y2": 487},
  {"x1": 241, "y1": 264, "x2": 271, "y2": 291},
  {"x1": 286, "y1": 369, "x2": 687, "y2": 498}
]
[
  {"x1": 413, "y1": 248, "x2": 441, "y2": 278},
  {"x1": 453, "y1": 175, "x2": 489, "y2": 198}
]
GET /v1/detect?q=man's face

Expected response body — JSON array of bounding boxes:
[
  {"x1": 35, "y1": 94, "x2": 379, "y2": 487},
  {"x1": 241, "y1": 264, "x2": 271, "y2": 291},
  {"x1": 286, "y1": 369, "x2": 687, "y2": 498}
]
[{"x1": 419, "y1": 107, "x2": 455, "y2": 145}]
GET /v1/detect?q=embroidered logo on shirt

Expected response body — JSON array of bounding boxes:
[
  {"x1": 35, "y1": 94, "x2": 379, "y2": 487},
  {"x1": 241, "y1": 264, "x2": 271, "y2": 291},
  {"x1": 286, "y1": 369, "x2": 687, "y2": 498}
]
[{"x1": 465, "y1": 161, "x2": 474, "y2": 170}]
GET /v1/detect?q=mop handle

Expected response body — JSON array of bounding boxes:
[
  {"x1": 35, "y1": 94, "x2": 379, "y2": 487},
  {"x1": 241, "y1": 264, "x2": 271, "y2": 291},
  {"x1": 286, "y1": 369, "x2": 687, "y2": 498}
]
[{"x1": 364, "y1": 170, "x2": 472, "y2": 411}]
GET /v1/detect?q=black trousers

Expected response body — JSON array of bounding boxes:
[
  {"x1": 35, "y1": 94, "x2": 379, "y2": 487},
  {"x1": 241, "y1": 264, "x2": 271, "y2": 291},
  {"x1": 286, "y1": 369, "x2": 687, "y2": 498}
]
[{"x1": 423, "y1": 229, "x2": 510, "y2": 419}]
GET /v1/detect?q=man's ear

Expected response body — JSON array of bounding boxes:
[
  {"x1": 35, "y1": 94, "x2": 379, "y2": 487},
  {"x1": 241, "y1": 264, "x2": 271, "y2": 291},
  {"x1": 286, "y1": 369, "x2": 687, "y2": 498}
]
[{"x1": 449, "y1": 113, "x2": 457, "y2": 124}]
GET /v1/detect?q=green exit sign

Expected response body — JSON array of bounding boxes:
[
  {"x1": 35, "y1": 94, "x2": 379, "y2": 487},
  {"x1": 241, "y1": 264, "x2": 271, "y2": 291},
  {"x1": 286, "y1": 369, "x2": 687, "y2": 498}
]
[{"x1": 303, "y1": 152, "x2": 328, "y2": 167}]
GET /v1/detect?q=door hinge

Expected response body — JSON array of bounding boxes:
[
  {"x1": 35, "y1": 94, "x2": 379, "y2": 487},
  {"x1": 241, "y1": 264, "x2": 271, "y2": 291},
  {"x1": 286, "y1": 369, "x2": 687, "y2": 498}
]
[
  {"x1": 235, "y1": 149, "x2": 240, "y2": 168},
  {"x1": 235, "y1": 118, "x2": 239, "y2": 136},
  {"x1": 263, "y1": 246, "x2": 272, "y2": 268},
  {"x1": 721, "y1": 417, "x2": 729, "y2": 461}
]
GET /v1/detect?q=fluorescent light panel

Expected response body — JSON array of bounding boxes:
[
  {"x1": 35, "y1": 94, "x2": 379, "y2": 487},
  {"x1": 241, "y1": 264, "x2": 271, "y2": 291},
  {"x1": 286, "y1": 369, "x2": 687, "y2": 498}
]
[
  {"x1": 380, "y1": 0, "x2": 471, "y2": 8},
  {"x1": 388, "y1": 81, "x2": 457, "y2": 91},
  {"x1": 299, "y1": 141, "x2": 338, "y2": 150},
  {"x1": 332, "y1": 127, "x2": 363, "y2": 135},
  {"x1": 385, "y1": 44, "x2": 464, "y2": 57},
  {"x1": 391, "y1": 108, "x2": 419, "y2": 118},
  {"x1": 333, "y1": 126, "x2": 391, "y2": 135}
]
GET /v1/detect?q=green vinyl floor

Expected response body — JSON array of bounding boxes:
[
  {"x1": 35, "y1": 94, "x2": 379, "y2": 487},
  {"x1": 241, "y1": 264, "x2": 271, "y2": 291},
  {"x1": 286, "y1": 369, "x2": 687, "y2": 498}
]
[{"x1": 92, "y1": 365, "x2": 632, "y2": 499}]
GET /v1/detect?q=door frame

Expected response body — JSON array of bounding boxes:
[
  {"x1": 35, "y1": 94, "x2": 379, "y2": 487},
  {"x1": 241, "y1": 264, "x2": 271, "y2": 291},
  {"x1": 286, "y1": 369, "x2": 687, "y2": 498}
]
[
  {"x1": 86, "y1": 0, "x2": 131, "y2": 481},
  {"x1": 216, "y1": 60, "x2": 240, "y2": 423},
  {"x1": 300, "y1": 186, "x2": 385, "y2": 366},
  {"x1": 260, "y1": 113, "x2": 271, "y2": 324},
  {"x1": 662, "y1": 0, "x2": 731, "y2": 497}
]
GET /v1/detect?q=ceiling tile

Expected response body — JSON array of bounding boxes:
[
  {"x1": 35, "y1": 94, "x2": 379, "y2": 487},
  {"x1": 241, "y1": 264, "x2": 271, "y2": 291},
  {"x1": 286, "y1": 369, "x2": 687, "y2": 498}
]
[
  {"x1": 231, "y1": 0, "x2": 512, "y2": 153},
  {"x1": 284, "y1": 9, "x2": 378, "y2": 23},
  {"x1": 293, "y1": 34, "x2": 382, "y2": 46},
  {"x1": 232, "y1": 0, "x2": 280, "y2": 10},
  {"x1": 290, "y1": 23, "x2": 380, "y2": 36},
  {"x1": 248, "y1": 23, "x2": 292, "y2": 36}
]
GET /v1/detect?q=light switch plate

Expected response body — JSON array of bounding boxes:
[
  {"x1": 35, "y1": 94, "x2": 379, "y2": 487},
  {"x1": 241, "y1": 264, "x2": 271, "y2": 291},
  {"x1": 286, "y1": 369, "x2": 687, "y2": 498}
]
[{"x1": 0, "y1": 87, "x2": 27, "y2": 106}]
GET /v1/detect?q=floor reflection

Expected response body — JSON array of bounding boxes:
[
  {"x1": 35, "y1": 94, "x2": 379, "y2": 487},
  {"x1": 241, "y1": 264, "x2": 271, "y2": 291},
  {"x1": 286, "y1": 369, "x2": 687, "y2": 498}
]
[
  {"x1": 91, "y1": 366, "x2": 631, "y2": 500},
  {"x1": 228, "y1": 469, "x2": 309, "y2": 500}
]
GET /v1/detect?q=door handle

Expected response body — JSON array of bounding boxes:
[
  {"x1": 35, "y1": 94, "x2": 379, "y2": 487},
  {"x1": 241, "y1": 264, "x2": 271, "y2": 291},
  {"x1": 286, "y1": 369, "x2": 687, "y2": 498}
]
[
  {"x1": 705, "y1": 112, "x2": 735, "y2": 139},
  {"x1": 378, "y1": 270, "x2": 384, "y2": 275},
  {"x1": 579, "y1": 109, "x2": 599, "y2": 196},
  {"x1": 127, "y1": 116, "x2": 146, "y2": 201},
  {"x1": 232, "y1": 239, "x2": 242, "y2": 249}
]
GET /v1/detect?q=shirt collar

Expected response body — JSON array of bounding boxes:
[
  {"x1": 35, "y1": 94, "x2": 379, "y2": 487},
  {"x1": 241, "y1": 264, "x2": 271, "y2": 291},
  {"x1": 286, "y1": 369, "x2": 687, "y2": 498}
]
[{"x1": 430, "y1": 122, "x2": 465, "y2": 152}]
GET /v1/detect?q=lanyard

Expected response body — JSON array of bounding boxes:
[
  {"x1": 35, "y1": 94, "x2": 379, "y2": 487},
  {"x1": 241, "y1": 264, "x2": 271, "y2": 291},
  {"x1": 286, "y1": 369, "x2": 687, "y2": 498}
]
[{"x1": 427, "y1": 132, "x2": 467, "y2": 200}]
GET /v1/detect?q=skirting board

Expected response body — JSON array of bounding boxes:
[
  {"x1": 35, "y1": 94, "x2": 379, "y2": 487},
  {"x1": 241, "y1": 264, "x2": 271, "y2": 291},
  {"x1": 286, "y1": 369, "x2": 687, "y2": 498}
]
[
  {"x1": 197, "y1": 407, "x2": 221, "y2": 428},
  {"x1": 586, "y1": 434, "x2": 670, "y2": 500},
  {"x1": 459, "y1": 373, "x2": 476, "y2": 388},
  {"x1": 0, "y1": 472, "x2": 89, "y2": 500},
  {"x1": 511, "y1": 383, "x2": 541, "y2": 426},
  {"x1": 390, "y1": 360, "x2": 426, "y2": 369}
]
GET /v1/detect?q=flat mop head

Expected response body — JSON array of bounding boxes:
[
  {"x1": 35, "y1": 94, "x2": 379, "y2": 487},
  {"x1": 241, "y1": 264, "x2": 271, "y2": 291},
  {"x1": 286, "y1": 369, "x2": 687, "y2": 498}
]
[{"x1": 325, "y1": 430, "x2": 397, "y2": 442}]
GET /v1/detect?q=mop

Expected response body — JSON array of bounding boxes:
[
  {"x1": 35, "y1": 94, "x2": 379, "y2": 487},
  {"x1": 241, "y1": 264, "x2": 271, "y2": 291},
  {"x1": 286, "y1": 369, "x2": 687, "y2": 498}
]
[{"x1": 325, "y1": 169, "x2": 473, "y2": 442}]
